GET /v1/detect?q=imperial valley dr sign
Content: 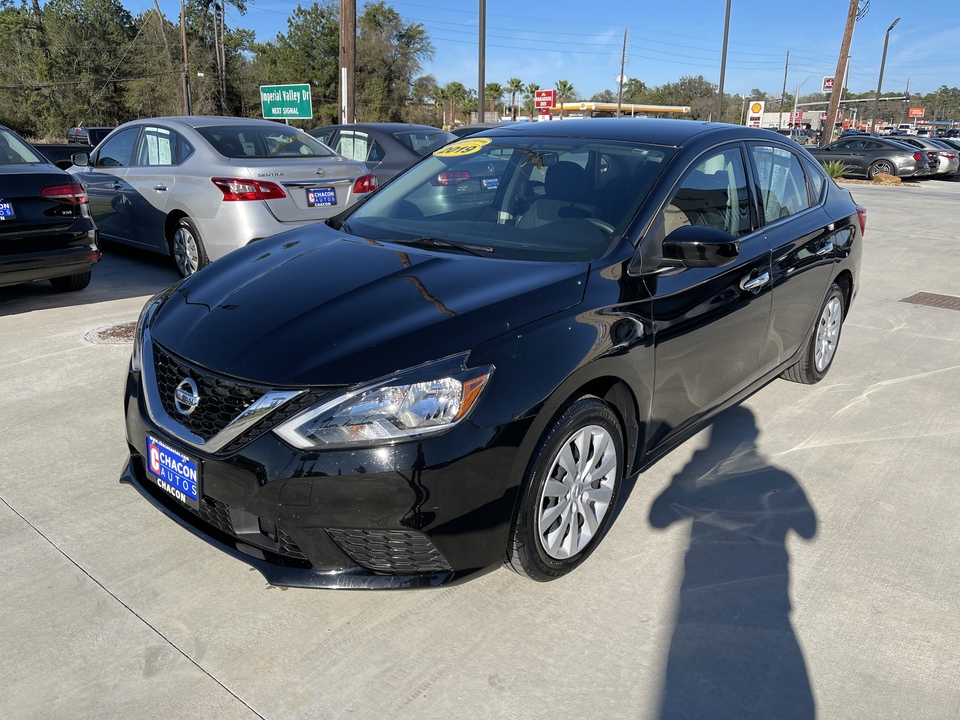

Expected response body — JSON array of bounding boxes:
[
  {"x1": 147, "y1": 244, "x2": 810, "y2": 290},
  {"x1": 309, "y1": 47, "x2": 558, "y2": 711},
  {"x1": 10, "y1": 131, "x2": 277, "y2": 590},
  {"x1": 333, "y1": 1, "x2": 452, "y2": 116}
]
[{"x1": 260, "y1": 84, "x2": 313, "y2": 120}]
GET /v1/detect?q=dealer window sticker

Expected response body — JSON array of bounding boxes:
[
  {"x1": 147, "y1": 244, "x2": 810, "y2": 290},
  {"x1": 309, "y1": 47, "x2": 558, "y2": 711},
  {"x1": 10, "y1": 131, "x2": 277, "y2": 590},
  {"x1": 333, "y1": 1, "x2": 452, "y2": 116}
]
[{"x1": 434, "y1": 137, "x2": 492, "y2": 157}]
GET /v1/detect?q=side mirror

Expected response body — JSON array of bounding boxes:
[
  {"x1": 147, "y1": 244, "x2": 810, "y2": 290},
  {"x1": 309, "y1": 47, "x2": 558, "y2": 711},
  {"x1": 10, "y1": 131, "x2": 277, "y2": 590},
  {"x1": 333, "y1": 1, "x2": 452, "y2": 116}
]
[
  {"x1": 71, "y1": 152, "x2": 90, "y2": 167},
  {"x1": 662, "y1": 225, "x2": 739, "y2": 268}
]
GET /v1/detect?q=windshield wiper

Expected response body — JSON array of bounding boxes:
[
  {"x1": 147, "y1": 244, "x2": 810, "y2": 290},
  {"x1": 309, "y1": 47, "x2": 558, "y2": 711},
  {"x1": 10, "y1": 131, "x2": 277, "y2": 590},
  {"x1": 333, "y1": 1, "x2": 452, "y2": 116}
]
[{"x1": 393, "y1": 236, "x2": 497, "y2": 257}]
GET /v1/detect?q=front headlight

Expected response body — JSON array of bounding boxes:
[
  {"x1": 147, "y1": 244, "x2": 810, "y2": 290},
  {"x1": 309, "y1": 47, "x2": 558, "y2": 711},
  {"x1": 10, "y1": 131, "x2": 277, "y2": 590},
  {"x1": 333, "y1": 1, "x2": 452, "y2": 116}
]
[{"x1": 273, "y1": 355, "x2": 493, "y2": 449}]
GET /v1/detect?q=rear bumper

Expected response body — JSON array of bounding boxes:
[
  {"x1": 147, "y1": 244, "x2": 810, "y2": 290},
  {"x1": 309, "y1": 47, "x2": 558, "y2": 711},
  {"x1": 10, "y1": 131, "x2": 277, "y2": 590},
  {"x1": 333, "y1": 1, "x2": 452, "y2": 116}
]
[{"x1": 0, "y1": 223, "x2": 99, "y2": 288}]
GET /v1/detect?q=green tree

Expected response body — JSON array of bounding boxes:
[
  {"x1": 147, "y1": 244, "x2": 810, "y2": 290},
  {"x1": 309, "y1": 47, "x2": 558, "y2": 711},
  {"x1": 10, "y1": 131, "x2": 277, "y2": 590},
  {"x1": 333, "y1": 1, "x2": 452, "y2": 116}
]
[
  {"x1": 506, "y1": 76, "x2": 523, "y2": 121},
  {"x1": 523, "y1": 82, "x2": 539, "y2": 118},
  {"x1": 484, "y1": 82, "x2": 504, "y2": 116},
  {"x1": 356, "y1": 0, "x2": 432, "y2": 121},
  {"x1": 555, "y1": 79, "x2": 574, "y2": 117}
]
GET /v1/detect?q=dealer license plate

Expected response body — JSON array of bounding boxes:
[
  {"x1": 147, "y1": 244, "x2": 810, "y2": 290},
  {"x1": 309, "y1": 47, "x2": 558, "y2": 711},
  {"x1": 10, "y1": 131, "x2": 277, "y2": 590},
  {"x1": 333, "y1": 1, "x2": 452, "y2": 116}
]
[
  {"x1": 307, "y1": 187, "x2": 336, "y2": 207},
  {"x1": 146, "y1": 436, "x2": 200, "y2": 510},
  {"x1": 0, "y1": 200, "x2": 14, "y2": 221}
]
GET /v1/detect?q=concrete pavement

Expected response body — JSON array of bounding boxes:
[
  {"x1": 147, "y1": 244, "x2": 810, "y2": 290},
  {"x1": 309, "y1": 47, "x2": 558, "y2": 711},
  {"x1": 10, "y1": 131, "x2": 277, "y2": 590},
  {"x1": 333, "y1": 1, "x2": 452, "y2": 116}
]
[{"x1": 1, "y1": 179, "x2": 959, "y2": 720}]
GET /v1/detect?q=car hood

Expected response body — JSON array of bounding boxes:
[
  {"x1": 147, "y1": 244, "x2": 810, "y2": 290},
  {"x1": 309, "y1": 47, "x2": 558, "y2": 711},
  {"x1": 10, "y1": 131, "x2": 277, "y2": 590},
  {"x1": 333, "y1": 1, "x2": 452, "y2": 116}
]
[{"x1": 150, "y1": 226, "x2": 589, "y2": 386}]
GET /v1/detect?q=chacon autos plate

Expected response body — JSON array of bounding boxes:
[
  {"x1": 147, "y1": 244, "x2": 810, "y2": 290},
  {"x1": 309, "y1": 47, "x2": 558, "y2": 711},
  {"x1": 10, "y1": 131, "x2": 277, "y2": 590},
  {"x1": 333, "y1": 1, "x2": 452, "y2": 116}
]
[
  {"x1": 146, "y1": 435, "x2": 200, "y2": 510},
  {"x1": 307, "y1": 187, "x2": 336, "y2": 207},
  {"x1": 0, "y1": 200, "x2": 14, "y2": 221}
]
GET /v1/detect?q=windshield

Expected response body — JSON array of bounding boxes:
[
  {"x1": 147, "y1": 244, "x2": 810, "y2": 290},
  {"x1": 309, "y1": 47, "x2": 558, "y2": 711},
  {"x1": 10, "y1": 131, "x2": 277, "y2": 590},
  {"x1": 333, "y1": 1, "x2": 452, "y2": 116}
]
[
  {"x1": 392, "y1": 129, "x2": 458, "y2": 157},
  {"x1": 343, "y1": 135, "x2": 675, "y2": 262},
  {"x1": 0, "y1": 129, "x2": 45, "y2": 164},
  {"x1": 196, "y1": 125, "x2": 336, "y2": 159}
]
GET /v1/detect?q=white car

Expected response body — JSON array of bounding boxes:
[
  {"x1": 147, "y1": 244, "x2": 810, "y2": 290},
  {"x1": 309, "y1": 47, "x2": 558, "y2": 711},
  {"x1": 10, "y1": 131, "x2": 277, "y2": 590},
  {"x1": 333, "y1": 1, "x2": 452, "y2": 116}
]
[{"x1": 70, "y1": 117, "x2": 377, "y2": 276}]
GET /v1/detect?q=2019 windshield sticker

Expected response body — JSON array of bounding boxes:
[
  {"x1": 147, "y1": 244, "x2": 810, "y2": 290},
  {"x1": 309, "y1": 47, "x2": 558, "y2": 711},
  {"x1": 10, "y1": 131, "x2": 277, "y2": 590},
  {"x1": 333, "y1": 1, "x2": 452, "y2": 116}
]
[{"x1": 434, "y1": 137, "x2": 492, "y2": 157}]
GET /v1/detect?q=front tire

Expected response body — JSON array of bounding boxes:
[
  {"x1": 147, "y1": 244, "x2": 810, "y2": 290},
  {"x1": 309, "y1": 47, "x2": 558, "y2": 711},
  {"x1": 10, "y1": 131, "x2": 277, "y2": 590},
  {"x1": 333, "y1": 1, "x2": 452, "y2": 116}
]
[
  {"x1": 170, "y1": 216, "x2": 209, "y2": 277},
  {"x1": 781, "y1": 282, "x2": 845, "y2": 384},
  {"x1": 506, "y1": 396, "x2": 625, "y2": 581}
]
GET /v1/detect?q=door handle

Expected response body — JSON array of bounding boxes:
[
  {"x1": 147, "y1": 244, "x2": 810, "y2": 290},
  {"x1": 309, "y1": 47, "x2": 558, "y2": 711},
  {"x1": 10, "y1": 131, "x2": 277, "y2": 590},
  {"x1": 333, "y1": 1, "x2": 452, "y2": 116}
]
[
  {"x1": 111, "y1": 182, "x2": 123, "y2": 190},
  {"x1": 816, "y1": 242, "x2": 835, "y2": 256},
  {"x1": 153, "y1": 185, "x2": 168, "y2": 192},
  {"x1": 740, "y1": 271, "x2": 770, "y2": 293}
]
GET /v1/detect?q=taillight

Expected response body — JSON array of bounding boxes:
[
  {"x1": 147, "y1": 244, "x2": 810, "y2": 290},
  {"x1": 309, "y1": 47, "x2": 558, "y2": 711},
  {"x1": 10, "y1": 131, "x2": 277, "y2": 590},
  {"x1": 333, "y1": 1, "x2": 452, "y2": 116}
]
[
  {"x1": 352, "y1": 173, "x2": 378, "y2": 194},
  {"x1": 913, "y1": 153, "x2": 924, "y2": 161},
  {"x1": 211, "y1": 177, "x2": 287, "y2": 201},
  {"x1": 40, "y1": 181, "x2": 87, "y2": 205},
  {"x1": 856, "y1": 205, "x2": 866, "y2": 236},
  {"x1": 431, "y1": 171, "x2": 471, "y2": 186}
]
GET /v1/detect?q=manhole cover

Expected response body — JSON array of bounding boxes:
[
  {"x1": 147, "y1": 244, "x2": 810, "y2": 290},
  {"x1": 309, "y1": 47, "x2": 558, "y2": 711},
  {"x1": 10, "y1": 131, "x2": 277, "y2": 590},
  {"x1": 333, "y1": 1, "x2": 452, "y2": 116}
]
[
  {"x1": 900, "y1": 292, "x2": 960, "y2": 313},
  {"x1": 85, "y1": 321, "x2": 136, "y2": 344}
]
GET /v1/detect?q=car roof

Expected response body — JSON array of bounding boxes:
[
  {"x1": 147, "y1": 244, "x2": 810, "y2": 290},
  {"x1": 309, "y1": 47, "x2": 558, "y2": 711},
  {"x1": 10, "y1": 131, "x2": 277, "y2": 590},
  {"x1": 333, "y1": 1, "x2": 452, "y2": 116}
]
[
  {"x1": 473, "y1": 118, "x2": 785, "y2": 147},
  {"x1": 120, "y1": 116, "x2": 301, "y2": 129},
  {"x1": 316, "y1": 123, "x2": 448, "y2": 133}
]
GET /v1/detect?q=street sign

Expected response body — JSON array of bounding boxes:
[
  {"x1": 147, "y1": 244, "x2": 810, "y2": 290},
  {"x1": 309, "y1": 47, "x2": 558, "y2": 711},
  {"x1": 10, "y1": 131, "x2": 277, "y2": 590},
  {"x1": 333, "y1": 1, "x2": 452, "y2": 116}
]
[
  {"x1": 908, "y1": 107, "x2": 925, "y2": 118},
  {"x1": 534, "y1": 89, "x2": 556, "y2": 109},
  {"x1": 822, "y1": 76, "x2": 835, "y2": 92},
  {"x1": 260, "y1": 84, "x2": 313, "y2": 120}
]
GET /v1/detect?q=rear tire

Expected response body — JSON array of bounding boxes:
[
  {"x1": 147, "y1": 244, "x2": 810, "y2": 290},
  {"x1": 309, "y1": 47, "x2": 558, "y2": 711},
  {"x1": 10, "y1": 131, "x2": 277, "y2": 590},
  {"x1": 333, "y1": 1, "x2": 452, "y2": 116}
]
[
  {"x1": 49, "y1": 271, "x2": 91, "y2": 292},
  {"x1": 867, "y1": 160, "x2": 894, "y2": 179},
  {"x1": 170, "y1": 216, "x2": 209, "y2": 277},
  {"x1": 781, "y1": 283, "x2": 845, "y2": 384},
  {"x1": 506, "y1": 395, "x2": 625, "y2": 581}
]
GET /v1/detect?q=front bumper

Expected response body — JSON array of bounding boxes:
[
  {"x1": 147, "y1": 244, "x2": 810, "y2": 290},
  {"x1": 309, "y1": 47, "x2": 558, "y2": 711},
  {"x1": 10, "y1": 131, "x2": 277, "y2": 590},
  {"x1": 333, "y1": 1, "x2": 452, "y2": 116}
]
[{"x1": 122, "y1": 368, "x2": 529, "y2": 589}]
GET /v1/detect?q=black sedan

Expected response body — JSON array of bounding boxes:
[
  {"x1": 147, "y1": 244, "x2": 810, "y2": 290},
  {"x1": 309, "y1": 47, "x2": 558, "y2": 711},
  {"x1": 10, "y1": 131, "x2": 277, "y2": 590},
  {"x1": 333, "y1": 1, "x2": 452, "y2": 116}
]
[
  {"x1": 808, "y1": 136, "x2": 930, "y2": 179},
  {"x1": 0, "y1": 125, "x2": 100, "y2": 292},
  {"x1": 120, "y1": 119, "x2": 864, "y2": 588},
  {"x1": 309, "y1": 123, "x2": 456, "y2": 185}
]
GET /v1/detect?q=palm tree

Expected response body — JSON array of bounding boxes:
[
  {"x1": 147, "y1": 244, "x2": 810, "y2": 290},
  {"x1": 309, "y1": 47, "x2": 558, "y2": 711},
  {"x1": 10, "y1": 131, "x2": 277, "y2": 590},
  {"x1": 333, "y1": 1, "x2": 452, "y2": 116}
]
[
  {"x1": 507, "y1": 77, "x2": 523, "y2": 121},
  {"x1": 556, "y1": 80, "x2": 574, "y2": 118},
  {"x1": 524, "y1": 82, "x2": 540, "y2": 119},
  {"x1": 443, "y1": 81, "x2": 468, "y2": 126},
  {"x1": 431, "y1": 84, "x2": 449, "y2": 127},
  {"x1": 485, "y1": 82, "x2": 504, "y2": 118}
]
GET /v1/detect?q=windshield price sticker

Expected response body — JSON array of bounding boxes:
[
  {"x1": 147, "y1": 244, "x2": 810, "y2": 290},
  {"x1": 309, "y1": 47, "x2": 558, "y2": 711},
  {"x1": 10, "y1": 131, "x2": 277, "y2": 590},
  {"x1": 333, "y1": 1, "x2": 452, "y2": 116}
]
[
  {"x1": 147, "y1": 436, "x2": 200, "y2": 510},
  {"x1": 435, "y1": 137, "x2": 492, "y2": 157}
]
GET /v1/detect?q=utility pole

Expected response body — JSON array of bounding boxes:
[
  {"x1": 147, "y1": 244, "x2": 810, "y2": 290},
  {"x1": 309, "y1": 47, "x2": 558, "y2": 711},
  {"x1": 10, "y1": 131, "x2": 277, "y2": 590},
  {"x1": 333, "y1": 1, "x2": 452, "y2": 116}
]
[
  {"x1": 616, "y1": 27, "x2": 627, "y2": 118},
  {"x1": 478, "y1": 0, "x2": 485, "y2": 123},
  {"x1": 339, "y1": 0, "x2": 355, "y2": 124},
  {"x1": 823, "y1": 0, "x2": 860, "y2": 145},
  {"x1": 717, "y1": 0, "x2": 731, "y2": 120},
  {"x1": 180, "y1": 0, "x2": 192, "y2": 115},
  {"x1": 779, "y1": 50, "x2": 789, "y2": 129},
  {"x1": 870, "y1": 18, "x2": 899, "y2": 134}
]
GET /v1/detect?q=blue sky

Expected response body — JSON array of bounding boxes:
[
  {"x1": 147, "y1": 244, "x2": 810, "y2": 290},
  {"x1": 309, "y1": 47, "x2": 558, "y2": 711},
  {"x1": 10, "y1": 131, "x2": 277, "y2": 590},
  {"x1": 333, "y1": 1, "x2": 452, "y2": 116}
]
[{"x1": 143, "y1": 0, "x2": 958, "y2": 98}]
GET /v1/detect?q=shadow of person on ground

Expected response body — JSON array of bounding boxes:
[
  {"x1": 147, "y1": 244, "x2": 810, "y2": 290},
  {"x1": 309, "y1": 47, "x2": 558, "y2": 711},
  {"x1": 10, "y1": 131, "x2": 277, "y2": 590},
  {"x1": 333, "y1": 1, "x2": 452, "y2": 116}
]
[{"x1": 649, "y1": 405, "x2": 817, "y2": 720}]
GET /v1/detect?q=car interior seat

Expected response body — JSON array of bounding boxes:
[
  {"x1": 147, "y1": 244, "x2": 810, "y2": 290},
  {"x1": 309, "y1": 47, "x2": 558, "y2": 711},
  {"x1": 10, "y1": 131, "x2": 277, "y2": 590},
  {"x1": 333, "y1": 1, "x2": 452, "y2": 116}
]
[
  {"x1": 516, "y1": 161, "x2": 601, "y2": 228},
  {"x1": 216, "y1": 135, "x2": 244, "y2": 157}
]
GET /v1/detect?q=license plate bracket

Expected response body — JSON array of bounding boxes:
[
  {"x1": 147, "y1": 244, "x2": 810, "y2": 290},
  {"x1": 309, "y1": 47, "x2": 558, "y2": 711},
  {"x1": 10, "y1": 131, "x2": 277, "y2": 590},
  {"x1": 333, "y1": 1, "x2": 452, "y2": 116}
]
[
  {"x1": 146, "y1": 436, "x2": 200, "y2": 510},
  {"x1": 0, "y1": 200, "x2": 14, "y2": 221},
  {"x1": 307, "y1": 187, "x2": 336, "y2": 207}
]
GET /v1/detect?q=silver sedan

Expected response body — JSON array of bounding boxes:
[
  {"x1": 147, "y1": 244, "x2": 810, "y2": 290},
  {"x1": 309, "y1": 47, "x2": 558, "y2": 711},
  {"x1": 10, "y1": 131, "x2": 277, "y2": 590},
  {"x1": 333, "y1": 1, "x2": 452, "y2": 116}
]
[{"x1": 70, "y1": 117, "x2": 377, "y2": 276}]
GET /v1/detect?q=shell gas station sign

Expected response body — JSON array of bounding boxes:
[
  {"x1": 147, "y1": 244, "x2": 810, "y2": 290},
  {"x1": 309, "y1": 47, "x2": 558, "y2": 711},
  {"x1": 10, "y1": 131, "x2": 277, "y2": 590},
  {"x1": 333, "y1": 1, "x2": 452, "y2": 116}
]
[{"x1": 746, "y1": 101, "x2": 765, "y2": 128}]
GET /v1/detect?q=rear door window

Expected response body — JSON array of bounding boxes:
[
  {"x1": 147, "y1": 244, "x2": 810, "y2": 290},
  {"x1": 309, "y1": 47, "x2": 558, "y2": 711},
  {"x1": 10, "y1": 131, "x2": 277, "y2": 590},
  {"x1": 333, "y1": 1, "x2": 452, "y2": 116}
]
[{"x1": 748, "y1": 145, "x2": 813, "y2": 224}]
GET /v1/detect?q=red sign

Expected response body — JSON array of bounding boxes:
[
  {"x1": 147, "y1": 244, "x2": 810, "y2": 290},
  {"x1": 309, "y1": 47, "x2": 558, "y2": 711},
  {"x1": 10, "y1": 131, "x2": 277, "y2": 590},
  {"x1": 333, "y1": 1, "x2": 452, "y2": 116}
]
[
  {"x1": 822, "y1": 77, "x2": 834, "y2": 92},
  {"x1": 534, "y1": 89, "x2": 557, "y2": 109},
  {"x1": 908, "y1": 107, "x2": 925, "y2": 118}
]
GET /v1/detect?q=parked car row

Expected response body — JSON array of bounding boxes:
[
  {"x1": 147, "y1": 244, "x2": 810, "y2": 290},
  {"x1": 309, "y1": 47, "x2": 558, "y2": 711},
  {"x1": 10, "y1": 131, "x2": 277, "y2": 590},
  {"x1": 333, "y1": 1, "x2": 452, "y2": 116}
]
[{"x1": 808, "y1": 134, "x2": 959, "y2": 180}]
